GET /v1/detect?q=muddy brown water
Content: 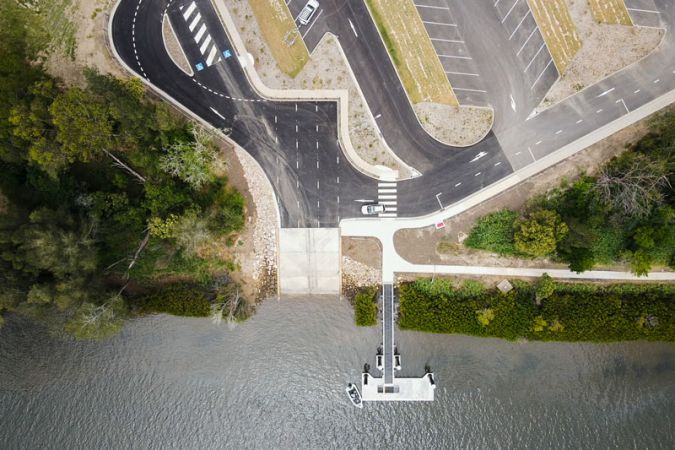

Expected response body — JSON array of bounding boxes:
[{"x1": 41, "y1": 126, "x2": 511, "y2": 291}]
[{"x1": 1, "y1": 295, "x2": 673, "y2": 449}]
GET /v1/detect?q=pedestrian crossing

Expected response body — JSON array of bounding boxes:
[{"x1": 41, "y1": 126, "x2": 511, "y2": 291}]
[
  {"x1": 180, "y1": 1, "x2": 227, "y2": 70},
  {"x1": 378, "y1": 181, "x2": 397, "y2": 217}
]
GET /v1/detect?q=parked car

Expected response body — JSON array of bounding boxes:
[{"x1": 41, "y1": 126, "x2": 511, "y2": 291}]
[
  {"x1": 298, "y1": 0, "x2": 320, "y2": 25},
  {"x1": 361, "y1": 203, "x2": 386, "y2": 215}
]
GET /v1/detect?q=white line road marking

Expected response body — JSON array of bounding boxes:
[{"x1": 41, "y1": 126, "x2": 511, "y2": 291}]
[
  {"x1": 510, "y1": 93, "x2": 516, "y2": 111},
  {"x1": 431, "y1": 37, "x2": 464, "y2": 43},
  {"x1": 509, "y1": 9, "x2": 531, "y2": 40},
  {"x1": 379, "y1": 213, "x2": 398, "y2": 217},
  {"x1": 274, "y1": 115, "x2": 277, "y2": 124},
  {"x1": 378, "y1": 182, "x2": 397, "y2": 187},
  {"x1": 576, "y1": 119, "x2": 583, "y2": 124},
  {"x1": 527, "y1": 146, "x2": 535, "y2": 161},
  {"x1": 189, "y1": 13, "x2": 201, "y2": 31},
  {"x1": 183, "y1": 2, "x2": 197, "y2": 20},
  {"x1": 495, "y1": 161, "x2": 502, "y2": 166},
  {"x1": 653, "y1": 79, "x2": 660, "y2": 83},
  {"x1": 422, "y1": 20, "x2": 457, "y2": 26},
  {"x1": 348, "y1": 18, "x2": 358, "y2": 37},
  {"x1": 446, "y1": 71, "x2": 480, "y2": 76},
  {"x1": 555, "y1": 129, "x2": 562, "y2": 134},
  {"x1": 474, "y1": 172, "x2": 482, "y2": 177},
  {"x1": 502, "y1": 0, "x2": 520, "y2": 24},
  {"x1": 596, "y1": 109, "x2": 603, "y2": 113},
  {"x1": 516, "y1": 25, "x2": 538, "y2": 56},
  {"x1": 315, "y1": 125, "x2": 319, "y2": 132},
  {"x1": 438, "y1": 54, "x2": 472, "y2": 60},
  {"x1": 316, "y1": 161, "x2": 319, "y2": 168},
  {"x1": 515, "y1": 151, "x2": 521, "y2": 155},
  {"x1": 453, "y1": 87, "x2": 487, "y2": 93},
  {"x1": 470, "y1": 151, "x2": 488, "y2": 162},
  {"x1": 378, "y1": 195, "x2": 398, "y2": 200},
  {"x1": 455, "y1": 182, "x2": 462, "y2": 187},
  {"x1": 617, "y1": 98, "x2": 630, "y2": 113},
  {"x1": 374, "y1": 113, "x2": 382, "y2": 119},
  {"x1": 384, "y1": 207, "x2": 398, "y2": 212},
  {"x1": 535, "y1": 140, "x2": 542, "y2": 145},
  {"x1": 634, "y1": 89, "x2": 641, "y2": 94},
  {"x1": 531, "y1": 58, "x2": 555, "y2": 90},
  {"x1": 597, "y1": 87, "x2": 615, "y2": 97},
  {"x1": 315, "y1": 141, "x2": 318, "y2": 149},
  {"x1": 295, "y1": 124, "x2": 298, "y2": 133},
  {"x1": 378, "y1": 189, "x2": 397, "y2": 194},
  {"x1": 295, "y1": 103, "x2": 298, "y2": 112},
  {"x1": 415, "y1": 4, "x2": 449, "y2": 9},
  {"x1": 199, "y1": 35, "x2": 212, "y2": 54},
  {"x1": 337, "y1": 177, "x2": 340, "y2": 183},
  {"x1": 206, "y1": 45, "x2": 217, "y2": 65},
  {"x1": 302, "y1": 9, "x2": 323, "y2": 38},
  {"x1": 524, "y1": 43, "x2": 547, "y2": 73},
  {"x1": 209, "y1": 107, "x2": 226, "y2": 120},
  {"x1": 380, "y1": 201, "x2": 398, "y2": 206},
  {"x1": 626, "y1": 8, "x2": 660, "y2": 14}
]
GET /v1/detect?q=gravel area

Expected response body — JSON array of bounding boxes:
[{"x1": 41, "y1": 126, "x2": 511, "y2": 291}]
[
  {"x1": 414, "y1": 103, "x2": 494, "y2": 146},
  {"x1": 226, "y1": 0, "x2": 413, "y2": 176},
  {"x1": 536, "y1": 0, "x2": 663, "y2": 111},
  {"x1": 162, "y1": 13, "x2": 193, "y2": 76},
  {"x1": 233, "y1": 146, "x2": 278, "y2": 298}
]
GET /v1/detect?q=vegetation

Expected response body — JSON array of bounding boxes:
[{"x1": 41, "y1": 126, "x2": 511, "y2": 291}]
[
  {"x1": 399, "y1": 277, "x2": 675, "y2": 342},
  {"x1": 247, "y1": 0, "x2": 310, "y2": 77},
  {"x1": 528, "y1": 0, "x2": 581, "y2": 73},
  {"x1": 354, "y1": 287, "x2": 378, "y2": 327},
  {"x1": 0, "y1": 1, "x2": 247, "y2": 338},
  {"x1": 465, "y1": 112, "x2": 675, "y2": 275},
  {"x1": 365, "y1": 0, "x2": 458, "y2": 106}
]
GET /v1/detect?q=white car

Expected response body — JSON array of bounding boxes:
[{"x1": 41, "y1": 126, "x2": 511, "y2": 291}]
[
  {"x1": 298, "y1": 0, "x2": 320, "y2": 25},
  {"x1": 361, "y1": 204, "x2": 386, "y2": 215}
]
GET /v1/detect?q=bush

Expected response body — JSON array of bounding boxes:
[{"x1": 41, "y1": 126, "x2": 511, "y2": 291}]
[
  {"x1": 132, "y1": 284, "x2": 211, "y2": 317},
  {"x1": 354, "y1": 288, "x2": 378, "y2": 327},
  {"x1": 399, "y1": 278, "x2": 675, "y2": 342},
  {"x1": 464, "y1": 210, "x2": 518, "y2": 255}
]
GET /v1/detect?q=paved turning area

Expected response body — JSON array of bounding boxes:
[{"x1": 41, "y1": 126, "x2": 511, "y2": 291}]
[
  {"x1": 361, "y1": 283, "x2": 435, "y2": 402},
  {"x1": 278, "y1": 228, "x2": 340, "y2": 295}
]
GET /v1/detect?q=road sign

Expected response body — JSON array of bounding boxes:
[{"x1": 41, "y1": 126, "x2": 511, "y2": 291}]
[
  {"x1": 223, "y1": 49, "x2": 232, "y2": 59},
  {"x1": 195, "y1": 62, "x2": 204, "y2": 71}
]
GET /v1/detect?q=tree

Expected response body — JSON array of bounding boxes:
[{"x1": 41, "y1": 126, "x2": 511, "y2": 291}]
[
  {"x1": 50, "y1": 87, "x2": 112, "y2": 164},
  {"x1": 514, "y1": 209, "x2": 568, "y2": 257},
  {"x1": 534, "y1": 273, "x2": 555, "y2": 305},
  {"x1": 159, "y1": 126, "x2": 217, "y2": 189},
  {"x1": 476, "y1": 308, "x2": 495, "y2": 327},
  {"x1": 596, "y1": 152, "x2": 670, "y2": 218},
  {"x1": 629, "y1": 250, "x2": 652, "y2": 277},
  {"x1": 64, "y1": 293, "x2": 126, "y2": 340}
]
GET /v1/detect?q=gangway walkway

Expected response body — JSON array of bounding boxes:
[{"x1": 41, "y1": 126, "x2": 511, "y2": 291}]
[{"x1": 382, "y1": 284, "x2": 394, "y2": 385}]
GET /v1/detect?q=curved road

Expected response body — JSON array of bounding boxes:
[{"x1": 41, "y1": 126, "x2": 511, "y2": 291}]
[{"x1": 111, "y1": 0, "x2": 675, "y2": 227}]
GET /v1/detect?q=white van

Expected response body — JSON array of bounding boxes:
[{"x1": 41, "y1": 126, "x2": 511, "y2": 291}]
[{"x1": 298, "y1": 0, "x2": 320, "y2": 25}]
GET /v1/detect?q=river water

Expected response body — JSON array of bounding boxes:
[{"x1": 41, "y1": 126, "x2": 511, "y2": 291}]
[{"x1": 1, "y1": 295, "x2": 674, "y2": 449}]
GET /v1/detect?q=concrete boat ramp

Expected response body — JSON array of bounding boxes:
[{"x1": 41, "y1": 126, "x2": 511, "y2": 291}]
[{"x1": 360, "y1": 283, "x2": 436, "y2": 402}]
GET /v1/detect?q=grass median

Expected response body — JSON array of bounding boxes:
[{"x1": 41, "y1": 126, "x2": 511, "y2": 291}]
[
  {"x1": 247, "y1": 0, "x2": 310, "y2": 77},
  {"x1": 365, "y1": 0, "x2": 458, "y2": 106},
  {"x1": 527, "y1": 0, "x2": 582, "y2": 73},
  {"x1": 588, "y1": 0, "x2": 633, "y2": 25}
]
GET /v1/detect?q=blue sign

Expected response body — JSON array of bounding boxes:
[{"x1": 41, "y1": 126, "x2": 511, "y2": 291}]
[
  {"x1": 223, "y1": 49, "x2": 232, "y2": 59},
  {"x1": 195, "y1": 62, "x2": 204, "y2": 71}
]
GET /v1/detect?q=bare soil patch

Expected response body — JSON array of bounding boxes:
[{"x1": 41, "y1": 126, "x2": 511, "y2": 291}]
[
  {"x1": 342, "y1": 237, "x2": 382, "y2": 295},
  {"x1": 414, "y1": 103, "x2": 494, "y2": 147},
  {"x1": 394, "y1": 107, "x2": 667, "y2": 267},
  {"x1": 536, "y1": 0, "x2": 663, "y2": 111}
]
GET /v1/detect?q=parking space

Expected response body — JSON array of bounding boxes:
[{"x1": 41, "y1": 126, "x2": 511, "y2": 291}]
[
  {"x1": 493, "y1": 0, "x2": 558, "y2": 99},
  {"x1": 414, "y1": 1, "x2": 489, "y2": 106},
  {"x1": 286, "y1": 0, "x2": 327, "y2": 51},
  {"x1": 624, "y1": 0, "x2": 663, "y2": 28}
]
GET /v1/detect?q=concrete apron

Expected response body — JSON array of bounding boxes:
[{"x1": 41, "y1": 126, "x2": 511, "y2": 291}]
[{"x1": 279, "y1": 228, "x2": 341, "y2": 295}]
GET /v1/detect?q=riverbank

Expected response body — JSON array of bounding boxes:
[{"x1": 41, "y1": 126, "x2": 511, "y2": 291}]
[{"x1": 398, "y1": 277, "x2": 675, "y2": 342}]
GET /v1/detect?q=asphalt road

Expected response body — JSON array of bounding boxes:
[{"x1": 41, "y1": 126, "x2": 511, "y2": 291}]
[{"x1": 112, "y1": 0, "x2": 675, "y2": 228}]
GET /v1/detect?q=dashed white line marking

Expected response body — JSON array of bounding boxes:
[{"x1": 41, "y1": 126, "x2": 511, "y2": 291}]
[
  {"x1": 653, "y1": 79, "x2": 660, "y2": 84},
  {"x1": 555, "y1": 129, "x2": 562, "y2": 135},
  {"x1": 576, "y1": 119, "x2": 583, "y2": 124},
  {"x1": 515, "y1": 151, "x2": 522, "y2": 155},
  {"x1": 474, "y1": 172, "x2": 481, "y2": 177},
  {"x1": 527, "y1": 146, "x2": 535, "y2": 161},
  {"x1": 495, "y1": 161, "x2": 502, "y2": 166},
  {"x1": 374, "y1": 113, "x2": 382, "y2": 119},
  {"x1": 634, "y1": 89, "x2": 641, "y2": 94},
  {"x1": 348, "y1": 18, "x2": 358, "y2": 37},
  {"x1": 596, "y1": 109, "x2": 603, "y2": 113},
  {"x1": 455, "y1": 182, "x2": 462, "y2": 187},
  {"x1": 535, "y1": 140, "x2": 542, "y2": 145}
]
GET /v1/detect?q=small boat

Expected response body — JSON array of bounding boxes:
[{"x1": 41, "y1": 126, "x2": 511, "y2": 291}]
[{"x1": 346, "y1": 383, "x2": 363, "y2": 408}]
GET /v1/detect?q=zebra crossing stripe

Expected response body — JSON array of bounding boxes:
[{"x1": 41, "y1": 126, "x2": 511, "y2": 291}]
[
  {"x1": 183, "y1": 2, "x2": 197, "y2": 20},
  {"x1": 206, "y1": 45, "x2": 217, "y2": 65},
  {"x1": 378, "y1": 182, "x2": 397, "y2": 187},
  {"x1": 378, "y1": 195, "x2": 397, "y2": 200},
  {"x1": 378, "y1": 188, "x2": 396, "y2": 194},
  {"x1": 195, "y1": 24, "x2": 207, "y2": 43},
  {"x1": 199, "y1": 35, "x2": 212, "y2": 54},
  {"x1": 379, "y1": 201, "x2": 398, "y2": 206},
  {"x1": 189, "y1": 13, "x2": 201, "y2": 31},
  {"x1": 379, "y1": 213, "x2": 397, "y2": 217}
]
